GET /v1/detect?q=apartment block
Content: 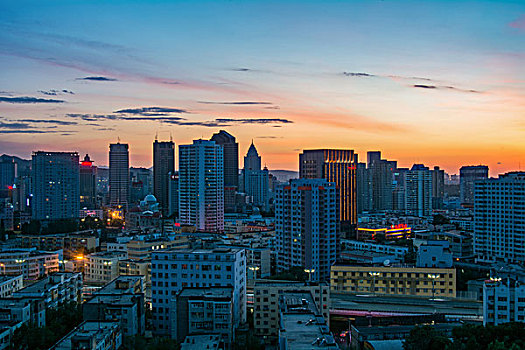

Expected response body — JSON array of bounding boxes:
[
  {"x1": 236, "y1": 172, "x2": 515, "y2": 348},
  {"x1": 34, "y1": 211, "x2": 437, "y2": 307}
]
[
  {"x1": 84, "y1": 251, "x2": 128, "y2": 285},
  {"x1": 483, "y1": 278, "x2": 525, "y2": 326},
  {"x1": 0, "y1": 275, "x2": 23, "y2": 298},
  {"x1": 253, "y1": 280, "x2": 330, "y2": 341},
  {"x1": 331, "y1": 265, "x2": 456, "y2": 298},
  {"x1": 151, "y1": 248, "x2": 246, "y2": 336}
]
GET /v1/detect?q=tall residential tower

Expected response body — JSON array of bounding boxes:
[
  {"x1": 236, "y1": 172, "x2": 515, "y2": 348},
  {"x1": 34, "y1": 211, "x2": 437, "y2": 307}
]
[
  {"x1": 109, "y1": 142, "x2": 130, "y2": 210},
  {"x1": 153, "y1": 140, "x2": 175, "y2": 215}
]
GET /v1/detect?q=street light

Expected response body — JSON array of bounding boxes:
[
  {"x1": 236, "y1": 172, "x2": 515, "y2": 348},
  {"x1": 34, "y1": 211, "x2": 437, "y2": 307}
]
[
  {"x1": 304, "y1": 268, "x2": 315, "y2": 282},
  {"x1": 248, "y1": 266, "x2": 260, "y2": 280},
  {"x1": 369, "y1": 272, "x2": 380, "y2": 296},
  {"x1": 427, "y1": 274, "x2": 439, "y2": 300}
]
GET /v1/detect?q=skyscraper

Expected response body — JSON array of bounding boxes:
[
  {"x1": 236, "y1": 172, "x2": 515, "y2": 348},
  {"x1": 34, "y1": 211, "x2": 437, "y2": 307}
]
[
  {"x1": 210, "y1": 130, "x2": 239, "y2": 213},
  {"x1": 275, "y1": 178, "x2": 338, "y2": 282},
  {"x1": 299, "y1": 149, "x2": 357, "y2": 233},
  {"x1": 405, "y1": 164, "x2": 432, "y2": 217},
  {"x1": 178, "y1": 140, "x2": 224, "y2": 232},
  {"x1": 109, "y1": 142, "x2": 129, "y2": 210},
  {"x1": 210, "y1": 130, "x2": 239, "y2": 188},
  {"x1": 460, "y1": 165, "x2": 489, "y2": 207},
  {"x1": 474, "y1": 172, "x2": 525, "y2": 264},
  {"x1": 0, "y1": 158, "x2": 16, "y2": 197},
  {"x1": 431, "y1": 166, "x2": 445, "y2": 209},
  {"x1": 32, "y1": 151, "x2": 80, "y2": 221},
  {"x1": 168, "y1": 171, "x2": 179, "y2": 217},
  {"x1": 153, "y1": 140, "x2": 175, "y2": 215},
  {"x1": 367, "y1": 151, "x2": 395, "y2": 212},
  {"x1": 80, "y1": 154, "x2": 97, "y2": 209},
  {"x1": 243, "y1": 142, "x2": 269, "y2": 211}
]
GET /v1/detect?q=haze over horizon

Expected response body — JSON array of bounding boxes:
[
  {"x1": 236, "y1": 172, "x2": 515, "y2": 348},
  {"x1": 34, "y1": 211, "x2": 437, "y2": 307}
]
[{"x1": 1, "y1": 0, "x2": 524, "y2": 175}]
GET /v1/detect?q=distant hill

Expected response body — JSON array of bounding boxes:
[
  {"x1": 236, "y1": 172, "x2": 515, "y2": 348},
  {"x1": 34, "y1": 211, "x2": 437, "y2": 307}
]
[
  {"x1": 1, "y1": 154, "x2": 31, "y2": 177},
  {"x1": 270, "y1": 170, "x2": 299, "y2": 183}
]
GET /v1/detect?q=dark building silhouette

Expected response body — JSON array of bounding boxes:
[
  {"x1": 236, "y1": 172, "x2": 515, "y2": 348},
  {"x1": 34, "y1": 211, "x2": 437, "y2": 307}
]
[{"x1": 153, "y1": 139, "x2": 175, "y2": 215}]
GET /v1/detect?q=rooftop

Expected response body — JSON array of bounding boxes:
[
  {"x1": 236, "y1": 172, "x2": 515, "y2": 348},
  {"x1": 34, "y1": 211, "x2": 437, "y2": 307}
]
[{"x1": 179, "y1": 286, "x2": 233, "y2": 299}]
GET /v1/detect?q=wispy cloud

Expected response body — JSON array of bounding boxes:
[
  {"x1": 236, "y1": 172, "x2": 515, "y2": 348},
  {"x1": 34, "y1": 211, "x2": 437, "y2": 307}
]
[
  {"x1": 198, "y1": 101, "x2": 273, "y2": 105},
  {"x1": 17, "y1": 119, "x2": 78, "y2": 126},
  {"x1": 0, "y1": 121, "x2": 32, "y2": 129},
  {"x1": 38, "y1": 89, "x2": 75, "y2": 96},
  {"x1": 0, "y1": 96, "x2": 65, "y2": 104},
  {"x1": 341, "y1": 71, "x2": 481, "y2": 93},
  {"x1": 343, "y1": 72, "x2": 376, "y2": 77},
  {"x1": 114, "y1": 107, "x2": 188, "y2": 115},
  {"x1": 76, "y1": 76, "x2": 117, "y2": 82},
  {"x1": 509, "y1": 15, "x2": 525, "y2": 31},
  {"x1": 412, "y1": 84, "x2": 482, "y2": 93},
  {"x1": 66, "y1": 113, "x2": 185, "y2": 122}
]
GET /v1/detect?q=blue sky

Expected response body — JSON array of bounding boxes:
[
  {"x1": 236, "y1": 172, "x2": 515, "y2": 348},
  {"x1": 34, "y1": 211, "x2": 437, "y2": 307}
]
[{"x1": 0, "y1": 0, "x2": 524, "y2": 173}]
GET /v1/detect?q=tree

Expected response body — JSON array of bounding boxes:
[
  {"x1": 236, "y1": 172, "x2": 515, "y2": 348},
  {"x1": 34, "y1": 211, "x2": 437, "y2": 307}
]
[{"x1": 403, "y1": 325, "x2": 451, "y2": 350}]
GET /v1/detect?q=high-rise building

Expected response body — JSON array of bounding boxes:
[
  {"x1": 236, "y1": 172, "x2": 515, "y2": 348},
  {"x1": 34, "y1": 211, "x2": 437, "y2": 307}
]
[
  {"x1": 80, "y1": 154, "x2": 97, "y2": 209},
  {"x1": 179, "y1": 140, "x2": 224, "y2": 232},
  {"x1": 243, "y1": 142, "x2": 269, "y2": 211},
  {"x1": 31, "y1": 151, "x2": 80, "y2": 221},
  {"x1": 109, "y1": 143, "x2": 130, "y2": 210},
  {"x1": 0, "y1": 158, "x2": 16, "y2": 197},
  {"x1": 211, "y1": 131, "x2": 239, "y2": 213},
  {"x1": 210, "y1": 130, "x2": 239, "y2": 188},
  {"x1": 153, "y1": 140, "x2": 175, "y2": 215},
  {"x1": 367, "y1": 151, "x2": 395, "y2": 212},
  {"x1": 460, "y1": 165, "x2": 489, "y2": 206},
  {"x1": 356, "y1": 162, "x2": 371, "y2": 213},
  {"x1": 299, "y1": 149, "x2": 357, "y2": 232},
  {"x1": 168, "y1": 171, "x2": 179, "y2": 218},
  {"x1": 431, "y1": 166, "x2": 445, "y2": 209},
  {"x1": 405, "y1": 164, "x2": 432, "y2": 217},
  {"x1": 393, "y1": 168, "x2": 408, "y2": 212},
  {"x1": 151, "y1": 248, "x2": 246, "y2": 337},
  {"x1": 275, "y1": 178, "x2": 338, "y2": 282},
  {"x1": 130, "y1": 167, "x2": 152, "y2": 204},
  {"x1": 474, "y1": 172, "x2": 525, "y2": 264}
]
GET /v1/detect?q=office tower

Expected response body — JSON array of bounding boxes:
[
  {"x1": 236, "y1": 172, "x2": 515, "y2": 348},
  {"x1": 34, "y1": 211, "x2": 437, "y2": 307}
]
[
  {"x1": 367, "y1": 151, "x2": 394, "y2": 212},
  {"x1": 243, "y1": 142, "x2": 269, "y2": 211},
  {"x1": 474, "y1": 172, "x2": 525, "y2": 264},
  {"x1": 460, "y1": 165, "x2": 489, "y2": 206},
  {"x1": 151, "y1": 248, "x2": 246, "y2": 337},
  {"x1": 31, "y1": 151, "x2": 80, "y2": 221},
  {"x1": 210, "y1": 130, "x2": 239, "y2": 188},
  {"x1": 405, "y1": 164, "x2": 432, "y2": 217},
  {"x1": 431, "y1": 166, "x2": 445, "y2": 209},
  {"x1": 130, "y1": 167, "x2": 152, "y2": 204},
  {"x1": 109, "y1": 142, "x2": 130, "y2": 210},
  {"x1": 393, "y1": 168, "x2": 408, "y2": 212},
  {"x1": 275, "y1": 178, "x2": 337, "y2": 282},
  {"x1": 0, "y1": 158, "x2": 16, "y2": 198},
  {"x1": 168, "y1": 171, "x2": 179, "y2": 217},
  {"x1": 299, "y1": 149, "x2": 357, "y2": 232},
  {"x1": 356, "y1": 162, "x2": 371, "y2": 213},
  {"x1": 153, "y1": 140, "x2": 175, "y2": 215},
  {"x1": 79, "y1": 154, "x2": 97, "y2": 209},
  {"x1": 179, "y1": 140, "x2": 224, "y2": 232}
]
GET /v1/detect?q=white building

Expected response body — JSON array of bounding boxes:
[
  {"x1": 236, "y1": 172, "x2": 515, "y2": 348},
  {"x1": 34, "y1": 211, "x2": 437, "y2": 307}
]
[
  {"x1": 178, "y1": 139, "x2": 224, "y2": 232},
  {"x1": 13, "y1": 272, "x2": 82, "y2": 307},
  {"x1": 84, "y1": 251, "x2": 128, "y2": 285},
  {"x1": 483, "y1": 278, "x2": 525, "y2": 325},
  {"x1": 275, "y1": 178, "x2": 337, "y2": 282},
  {"x1": 0, "y1": 249, "x2": 60, "y2": 280},
  {"x1": 0, "y1": 275, "x2": 23, "y2": 298},
  {"x1": 474, "y1": 172, "x2": 525, "y2": 264},
  {"x1": 416, "y1": 240, "x2": 453, "y2": 268},
  {"x1": 151, "y1": 248, "x2": 246, "y2": 336},
  {"x1": 341, "y1": 240, "x2": 408, "y2": 260}
]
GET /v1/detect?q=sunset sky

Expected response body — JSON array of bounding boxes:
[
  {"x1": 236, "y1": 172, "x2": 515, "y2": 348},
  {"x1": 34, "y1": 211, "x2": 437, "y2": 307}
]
[{"x1": 1, "y1": 0, "x2": 524, "y2": 175}]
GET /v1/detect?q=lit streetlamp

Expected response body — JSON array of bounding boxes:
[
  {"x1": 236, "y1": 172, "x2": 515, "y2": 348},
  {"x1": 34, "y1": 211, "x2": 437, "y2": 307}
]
[
  {"x1": 369, "y1": 272, "x2": 381, "y2": 296},
  {"x1": 304, "y1": 268, "x2": 315, "y2": 282},
  {"x1": 427, "y1": 274, "x2": 439, "y2": 300},
  {"x1": 248, "y1": 266, "x2": 260, "y2": 280}
]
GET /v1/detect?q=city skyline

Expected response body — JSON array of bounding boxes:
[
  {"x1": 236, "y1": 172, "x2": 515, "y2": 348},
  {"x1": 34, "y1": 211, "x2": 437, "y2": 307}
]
[{"x1": 1, "y1": 1, "x2": 524, "y2": 175}]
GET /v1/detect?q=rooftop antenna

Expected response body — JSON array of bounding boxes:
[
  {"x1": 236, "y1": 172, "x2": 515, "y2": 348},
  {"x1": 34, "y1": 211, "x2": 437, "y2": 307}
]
[
  {"x1": 117, "y1": 136, "x2": 121, "y2": 143},
  {"x1": 155, "y1": 132, "x2": 158, "y2": 141},
  {"x1": 170, "y1": 132, "x2": 173, "y2": 142}
]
